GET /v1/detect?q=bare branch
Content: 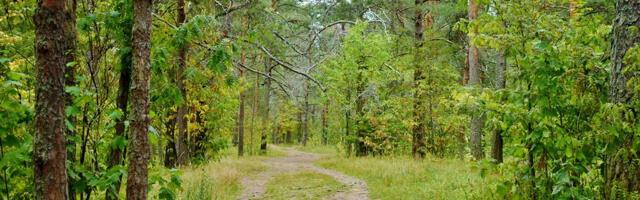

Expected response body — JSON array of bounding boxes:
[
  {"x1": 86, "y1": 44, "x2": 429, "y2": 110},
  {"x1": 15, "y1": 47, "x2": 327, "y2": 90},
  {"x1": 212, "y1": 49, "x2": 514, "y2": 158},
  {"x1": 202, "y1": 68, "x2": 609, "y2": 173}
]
[{"x1": 233, "y1": 60, "x2": 292, "y2": 98}]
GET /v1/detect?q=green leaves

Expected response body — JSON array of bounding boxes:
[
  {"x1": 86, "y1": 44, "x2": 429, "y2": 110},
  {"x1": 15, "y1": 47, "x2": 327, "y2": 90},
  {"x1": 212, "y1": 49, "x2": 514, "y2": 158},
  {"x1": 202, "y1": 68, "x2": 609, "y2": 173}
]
[
  {"x1": 111, "y1": 136, "x2": 128, "y2": 151},
  {"x1": 207, "y1": 45, "x2": 232, "y2": 74}
]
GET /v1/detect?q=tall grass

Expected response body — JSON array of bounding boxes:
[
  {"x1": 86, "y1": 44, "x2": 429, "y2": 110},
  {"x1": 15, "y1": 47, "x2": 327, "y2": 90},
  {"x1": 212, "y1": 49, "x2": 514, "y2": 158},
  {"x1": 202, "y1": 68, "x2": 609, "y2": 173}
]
[
  {"x1": 176, "y1": 147, "x2": 286, "y2": 200},
  {"x1": 313, "y1": 147, "x2": 502, "y2": 200}
]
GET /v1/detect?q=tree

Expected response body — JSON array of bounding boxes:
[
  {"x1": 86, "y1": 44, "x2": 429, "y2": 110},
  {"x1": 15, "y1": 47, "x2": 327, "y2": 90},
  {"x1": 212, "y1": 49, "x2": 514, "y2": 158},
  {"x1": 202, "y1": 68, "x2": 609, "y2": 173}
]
[
  {"x1": 33, "y1": 0, "x2": 71, "y2": 198},
  {"x1": 468, "y1": 0, "x2": 484, "y2": 160},
  {"x1": 175, "y1": 0, "x2": 189, "y2": 166},
  {"x1": 604, "y1": 0, "x2": 640, "y2": 195},
  {"x1": 490, "y1": 52, "x2": 505, "y2": 163},
  {"x1": 261, "y1": 58, "x2": 272, "y2": 153},
  {"x1": 302, "y1": 82, "x2": 310, "y2": 146},
  {"x1": 412, "y1": 0, "x2": 427, "y2": 159},
  {"x1": 126, "y1": 0, "x2": 152, "y2": 198},
  {"x1": 238, "y1": 53, "x2": 246, "y2": 157},
  {"x1": 105, "y1": 1, "x2": 133, "y2": 198}
]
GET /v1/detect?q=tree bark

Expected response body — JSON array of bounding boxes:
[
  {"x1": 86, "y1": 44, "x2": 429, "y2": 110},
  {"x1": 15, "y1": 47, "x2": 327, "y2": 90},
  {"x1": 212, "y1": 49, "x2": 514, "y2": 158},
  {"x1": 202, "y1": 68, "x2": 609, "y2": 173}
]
[
  {"x1": 490, "y1": 51, "x2": 506, "y2": 163},
  {"x1": 412, "y1": 0, "x2": 427, "y2": 159},
  {"x1": 322, "y1": 101, "x2": 328, "y2": 145},
  {"x1": 605, "y1": 0, "x2": 640, "y2": 196},
  {"x1": 297, "y1": 110, "x2": 302, "y2": 143},
  {"x1": 468, "y1": 0, "x2": 484, "y2": 160},
  {"x1": 33, "y1": 0, "x2": 71, "y2": 198},
  {"x1": 126, "y1": 0, "x2": 152, "y2": 199},
  {"x1": 272, "y1": 96, "x2": 279, "y2": 144},
  {"x1": 261, "y1": 58, "x2": 272, "y2": 153},
  {"x1": 238, "y1": 53, "x2": 246, "y2": 157},
  {"x1": 175, "y1": 0, "x2": 189, "y2": 166}
]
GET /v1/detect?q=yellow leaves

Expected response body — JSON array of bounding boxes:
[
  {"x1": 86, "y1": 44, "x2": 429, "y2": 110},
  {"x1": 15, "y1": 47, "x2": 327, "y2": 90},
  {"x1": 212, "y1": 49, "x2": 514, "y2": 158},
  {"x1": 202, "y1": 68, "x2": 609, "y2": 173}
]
[
  {"x1": 0, "y1": 30, "x2": 21, "y2": 44},
  {"x1": 0, "y1": 12, "x2": 22, "y2": 23},
  {"x1": 6, "y1": 59, "x2": 25, "y2": 71}
]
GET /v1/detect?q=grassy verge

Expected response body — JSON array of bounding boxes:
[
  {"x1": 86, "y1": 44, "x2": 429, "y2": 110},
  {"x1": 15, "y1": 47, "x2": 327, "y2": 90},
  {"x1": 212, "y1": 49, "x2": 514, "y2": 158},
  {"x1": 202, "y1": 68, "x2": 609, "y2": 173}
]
[
  {"x1": 176, "y1": 146, "x2": 287, "y2": 200},
  {"x1": 313, "y1": 148, "x2": 501, "y2": 199},
  {"x1": 295, "y1": 144, "x2": 339, "y2": 154},
  {"x1": 261, "y1": 171, "x2": 349, "y2": 200}
]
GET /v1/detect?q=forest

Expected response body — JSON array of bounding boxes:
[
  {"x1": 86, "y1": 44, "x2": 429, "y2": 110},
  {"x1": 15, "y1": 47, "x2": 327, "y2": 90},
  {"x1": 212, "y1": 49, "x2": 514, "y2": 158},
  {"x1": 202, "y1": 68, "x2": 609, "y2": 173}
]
[{"x1": 1, "y1": 0, "x2": 639, "y2": 199}]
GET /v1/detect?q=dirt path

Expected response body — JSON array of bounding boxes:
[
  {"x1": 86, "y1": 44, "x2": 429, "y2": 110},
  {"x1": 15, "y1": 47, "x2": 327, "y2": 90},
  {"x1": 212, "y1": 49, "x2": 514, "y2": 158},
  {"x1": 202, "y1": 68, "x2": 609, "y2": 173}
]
[{"x1": 238, "y1": 146, "x2": 370, "y2": 200}]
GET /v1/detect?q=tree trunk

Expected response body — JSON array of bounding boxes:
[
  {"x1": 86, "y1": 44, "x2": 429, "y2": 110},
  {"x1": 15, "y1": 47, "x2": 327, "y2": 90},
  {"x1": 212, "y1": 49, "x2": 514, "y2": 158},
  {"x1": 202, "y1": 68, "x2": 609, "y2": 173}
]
[
  {"x1": 250, "y1": 70, "x2": 259, "y2": 155},
  {"x1": 297, "y1": 110, "x2": 302, "y2": 143},
  {"x1": 164, "y1": 113, "x2": 177, "y2": 167},
  {"x1": 105, "y1": 47, "x2": 132, "y2": 200},
  {"x1": 490, "y1": 51, "x2": 506, "y2": 163},
  {"x1": 412, "y1": 0, "x2": 427, "y2": 159},
  {"x1": 468, "y1": 0, "x2": 484, "y2": 160},
  {"x1": 355, "y1": 70, "x2": 367, "y2": 156},
  {"x1": 272, "y1": 96, "x2": 279, "y2": 144},
  {"x1": 285, "y1": 129, "x2": 291, "y2": 144},
  {"x1": 322, "y1": 101, "x2": 328, "y2": 145},
  {"x1": 302, "y1": 82, "x2": 310, "y2": 146},
  {"x1": 605, "y1": 0, "x2": 640, "y2": 196},
  {"x1": 261, "y1": 58, "x2": 272, "y2": 153},
  {"x1": 33, "y1": 0, "x2": 71, "y2": 198},
  {"x1": 126, "y1": 0, "x2": 152, "y2": 199},
  {"x1": 237, "y1": 53, "x2": 246, "y2": 157},
  {"x1": 175, "y1": 0, "x2": 189, "y2": 166}
]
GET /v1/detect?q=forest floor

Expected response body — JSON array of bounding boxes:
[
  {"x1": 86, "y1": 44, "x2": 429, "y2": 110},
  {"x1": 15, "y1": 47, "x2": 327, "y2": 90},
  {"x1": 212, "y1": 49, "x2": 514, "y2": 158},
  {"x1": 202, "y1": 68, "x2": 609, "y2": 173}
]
[{"x1": 176, "y1": 145, "x2": 500, "y2": 200}]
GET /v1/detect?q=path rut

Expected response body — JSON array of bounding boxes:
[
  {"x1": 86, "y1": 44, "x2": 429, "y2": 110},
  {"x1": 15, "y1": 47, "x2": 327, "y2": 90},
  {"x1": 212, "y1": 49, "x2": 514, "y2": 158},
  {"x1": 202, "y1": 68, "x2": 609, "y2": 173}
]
[{"x1": 238, "y1": 146, "x2": 370, "y2": 200}]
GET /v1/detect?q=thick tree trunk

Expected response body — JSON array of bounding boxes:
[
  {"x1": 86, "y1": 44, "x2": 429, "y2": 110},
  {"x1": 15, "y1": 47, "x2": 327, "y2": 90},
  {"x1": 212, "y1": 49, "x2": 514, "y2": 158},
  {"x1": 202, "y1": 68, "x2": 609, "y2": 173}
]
[
  {"x1": 412, "y1": 0, "x2": 427, "y2": 159},
  {"x1": 238, "y1": 53, "x2": 246, "y2": 157},
  {"x1": 175, "y1": 0, "x2": 189, "y2": 166},
  {"x1": 126, "y1": 0, "x2": 152, "y2": 199},
  {"x1": 33, "y1": 0, "x2": 71, "y2": 198},
  {"x1": 490, "y1": 51, "x2": 506, "y2": 163},
  {"x1": 605, "y1": 0, "x2": 640, "y2": 196},
  {"x1": 468, "y1": 0, "x2": 484, "y2": 160}
]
